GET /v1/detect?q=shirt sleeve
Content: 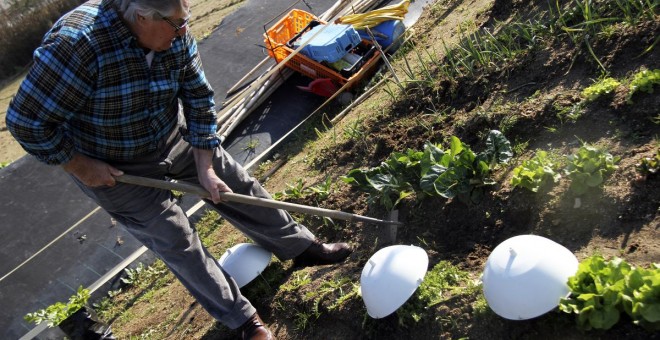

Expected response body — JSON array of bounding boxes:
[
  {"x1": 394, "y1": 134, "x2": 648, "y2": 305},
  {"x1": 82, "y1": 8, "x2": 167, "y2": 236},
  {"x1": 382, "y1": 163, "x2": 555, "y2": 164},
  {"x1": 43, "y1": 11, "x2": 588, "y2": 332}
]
[
  {"x1": 179, "y1": 33, "x2": 220, "y2": 150},
  {"x1": 6, "y1": 36, "x2": 95, "y2": 165}
]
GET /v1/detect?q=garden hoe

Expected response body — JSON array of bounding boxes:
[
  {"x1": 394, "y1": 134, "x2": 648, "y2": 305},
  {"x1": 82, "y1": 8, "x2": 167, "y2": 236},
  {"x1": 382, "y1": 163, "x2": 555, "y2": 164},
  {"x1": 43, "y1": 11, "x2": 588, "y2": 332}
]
[{"x1": 114, "y1": 174, "x2": 402, "y2": 228}]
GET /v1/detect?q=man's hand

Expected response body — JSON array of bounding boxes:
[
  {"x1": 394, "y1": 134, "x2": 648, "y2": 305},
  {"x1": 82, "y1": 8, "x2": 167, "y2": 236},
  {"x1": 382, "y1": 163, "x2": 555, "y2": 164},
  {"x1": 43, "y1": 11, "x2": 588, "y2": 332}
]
[
  {"x1": 193, "y1": 148, "x2": 232, "y2": 203},
  {"x1": 62, "y1": 153, "x2": 124, "y2": 187}
]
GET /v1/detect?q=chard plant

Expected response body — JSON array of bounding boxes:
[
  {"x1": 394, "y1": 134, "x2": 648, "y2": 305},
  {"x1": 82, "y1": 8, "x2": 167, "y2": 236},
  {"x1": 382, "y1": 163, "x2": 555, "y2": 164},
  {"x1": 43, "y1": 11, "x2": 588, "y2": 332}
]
[
  {"x1": 342, "y1": 130, "x2": 512, "y2": 209},
  {"x1": 559, "y1": 255, "x2": 660, "y2": 331},
  {"x1": 511, "y1": 150, "x2": 562, "y2": 192},
  {"x1": 581, "y1": 77, "x2": 621, "y2": 102},
  {"x1": 419, "y1": 130, "x2": 512, "y2": 203},
  {"x1": 564, "y1": 144, "x2": 619, "y2": 195},
  {"x1": 25, "y1": 286, "x2": 90, "y2": 327}
]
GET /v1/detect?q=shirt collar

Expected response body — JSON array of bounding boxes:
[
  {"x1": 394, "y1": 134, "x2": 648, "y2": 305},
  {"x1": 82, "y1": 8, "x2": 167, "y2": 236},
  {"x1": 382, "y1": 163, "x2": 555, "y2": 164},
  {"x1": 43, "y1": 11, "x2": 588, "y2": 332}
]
[{"x1": 100, "y1": 0, "x2": 138, "y2": 49}]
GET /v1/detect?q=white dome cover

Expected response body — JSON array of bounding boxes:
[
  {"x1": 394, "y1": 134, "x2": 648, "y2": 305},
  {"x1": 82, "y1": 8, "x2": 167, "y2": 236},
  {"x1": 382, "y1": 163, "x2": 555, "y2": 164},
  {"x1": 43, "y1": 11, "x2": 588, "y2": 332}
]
[
  {"x1": 361, "y1": 245, "x2": 428, "y2": 318},
  {"x1": 218, "y1": 243, "x2": 272, "y2": 288},
  {"x1": 482, "y1": 235, "x2": 578, "y2": 320}
]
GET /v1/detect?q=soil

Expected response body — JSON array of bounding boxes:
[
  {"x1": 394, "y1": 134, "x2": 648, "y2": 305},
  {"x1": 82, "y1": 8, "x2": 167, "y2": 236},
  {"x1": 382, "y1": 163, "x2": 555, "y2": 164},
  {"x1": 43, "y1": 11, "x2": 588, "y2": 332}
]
[
  {"x1": 9, "y1": 0, "x2": 659, "y2": 339},
  {"x1": 241, "y1": 0, "x2": 659, "y2": 339}
]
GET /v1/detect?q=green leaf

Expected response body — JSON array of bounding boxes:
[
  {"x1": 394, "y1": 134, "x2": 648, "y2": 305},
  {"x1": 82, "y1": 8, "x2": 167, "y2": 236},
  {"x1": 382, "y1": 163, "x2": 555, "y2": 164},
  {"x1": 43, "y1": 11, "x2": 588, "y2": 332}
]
[
  {"x1": 585, "y1": 171, "x2": 603, "y2": 187},
  {"x1": 639, "y1": 303, "x2": 660, "y2": 323},
  {"x1": 449, "y1": 136, "x2": 463, "y2": 157},
  {"x1": 484, "y1": 130, "x2": 513, "y2": 164},
  {"x1": 588, "y1": 305, "x2": 620, "y2": 330}
]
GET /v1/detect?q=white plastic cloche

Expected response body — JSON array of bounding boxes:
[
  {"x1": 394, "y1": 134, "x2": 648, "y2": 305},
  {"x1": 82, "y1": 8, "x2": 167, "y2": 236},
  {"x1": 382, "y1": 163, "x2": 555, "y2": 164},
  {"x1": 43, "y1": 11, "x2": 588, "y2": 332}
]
[
  {"x1": 482, "y1": 235, "x2": 578, "y2": 320},
  {"x1": 218, "y1": 243, "x2": 272, "y2": 288},
  {"x1": 361, "y1": 245, "x2": 429, "y2": 318}
]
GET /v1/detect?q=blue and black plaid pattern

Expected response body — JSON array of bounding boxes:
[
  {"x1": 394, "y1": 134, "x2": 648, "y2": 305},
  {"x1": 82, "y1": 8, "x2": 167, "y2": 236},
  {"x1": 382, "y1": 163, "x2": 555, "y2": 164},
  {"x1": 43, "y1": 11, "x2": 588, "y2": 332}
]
[{"x1": 6, "y1": 0, "x2": 218, "y2": 165}]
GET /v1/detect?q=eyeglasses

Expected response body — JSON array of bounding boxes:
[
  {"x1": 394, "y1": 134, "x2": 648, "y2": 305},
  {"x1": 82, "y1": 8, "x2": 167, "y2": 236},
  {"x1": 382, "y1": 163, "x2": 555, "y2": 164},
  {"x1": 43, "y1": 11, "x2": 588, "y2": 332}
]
[{"x1": 159, "y1": 13, "x2": 190, "y2": 35}]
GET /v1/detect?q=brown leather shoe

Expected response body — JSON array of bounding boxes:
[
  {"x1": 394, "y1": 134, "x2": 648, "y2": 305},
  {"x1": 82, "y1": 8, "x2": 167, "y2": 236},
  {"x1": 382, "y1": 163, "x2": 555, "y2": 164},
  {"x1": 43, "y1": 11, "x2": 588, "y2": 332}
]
[
  {"x1": 239, "y1": 313, "x2": 273, "y2": 340},
  {"x1": 293, "y1": 239, "x2": 352, "y2": 267}
]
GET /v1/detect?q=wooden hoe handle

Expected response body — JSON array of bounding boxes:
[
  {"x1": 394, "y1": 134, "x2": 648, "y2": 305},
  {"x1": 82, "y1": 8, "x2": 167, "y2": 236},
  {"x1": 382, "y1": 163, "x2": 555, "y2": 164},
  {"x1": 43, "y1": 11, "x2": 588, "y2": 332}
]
[{"x1": 115, "y1": 174, "x2": 402, "y2": 226}]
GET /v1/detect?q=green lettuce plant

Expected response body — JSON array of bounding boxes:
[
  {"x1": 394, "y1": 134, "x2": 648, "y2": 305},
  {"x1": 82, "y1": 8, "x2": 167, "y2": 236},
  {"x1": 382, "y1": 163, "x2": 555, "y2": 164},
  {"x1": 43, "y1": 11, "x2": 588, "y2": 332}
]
[
  {"x1": 511, "y1": 150, "x2": 562, "y2": 192},
  {"x1": 581, "y1": 77, "x2": 621, "y2": 102},
  {"x1": 564, "y1": 144, "x2": 619, "y2": 195},
  {"x1": 559, "y1": 256, "x2": 660, "y2": 331},
  {"x1": 627, "y1": 68, "x2": 660, "y2": 103},
  {"x1": 635, "y1": 149, "x2": 660, "y2": 179}
]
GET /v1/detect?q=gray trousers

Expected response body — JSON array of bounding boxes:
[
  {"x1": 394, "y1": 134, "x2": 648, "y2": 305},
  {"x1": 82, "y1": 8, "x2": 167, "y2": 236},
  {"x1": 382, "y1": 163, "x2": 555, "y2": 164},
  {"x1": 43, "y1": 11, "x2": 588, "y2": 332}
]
[{"x1": 70, "y1": 127, "x2": 315, "y2": 329}]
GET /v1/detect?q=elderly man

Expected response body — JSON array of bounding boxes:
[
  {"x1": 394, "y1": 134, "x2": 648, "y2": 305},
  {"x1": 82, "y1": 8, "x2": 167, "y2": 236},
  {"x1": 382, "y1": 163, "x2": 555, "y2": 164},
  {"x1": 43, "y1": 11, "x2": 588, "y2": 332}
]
[{"x1": 6, "y1": 0, "x2": 351, "y2": 338}]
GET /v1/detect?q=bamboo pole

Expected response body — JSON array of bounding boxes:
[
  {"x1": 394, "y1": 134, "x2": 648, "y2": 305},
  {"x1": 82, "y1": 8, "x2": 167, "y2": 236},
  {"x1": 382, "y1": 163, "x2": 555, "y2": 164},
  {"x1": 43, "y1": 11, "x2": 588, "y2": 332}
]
[{"x1": 225, "y1": 57, "x2": 272, "y2": 96}]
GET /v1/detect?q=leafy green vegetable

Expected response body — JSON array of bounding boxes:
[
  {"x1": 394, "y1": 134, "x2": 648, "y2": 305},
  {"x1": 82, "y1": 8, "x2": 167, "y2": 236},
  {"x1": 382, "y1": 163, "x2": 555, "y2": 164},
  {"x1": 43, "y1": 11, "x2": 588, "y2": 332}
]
[
  {"x1": 635, "y1": 148, "x2": 660, "y2": 178},
  {"x1": 511, "y1": 150, "x2": 562, "y2": 192},
  {"x1": 25, "y1": 286, "x2": 91, "y2": 327},
  {"x1": 559, "y1": 256, "x2": 660, "y2": 331},
  {"x1": 581, "y1": 77, "x2": 621, "y2": 102},
  {"x1": 627, "y1": 68, "x2": 660, "y2": 103},
  {"x1": 342, "y1": 130, "x2": 512, "y2": 208},
  {"x1": 564, "y1": 144, "x2": 619, "y2": 195}
]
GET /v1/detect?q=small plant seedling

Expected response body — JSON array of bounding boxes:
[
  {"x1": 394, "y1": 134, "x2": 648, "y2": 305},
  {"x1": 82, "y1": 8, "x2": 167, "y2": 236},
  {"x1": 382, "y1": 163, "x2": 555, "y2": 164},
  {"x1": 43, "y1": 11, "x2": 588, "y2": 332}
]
[
  {"x1": 627, "y1": 68, "x2": 660, "y2": 103},
  {"x1": 635, "y1": 148, "x2": 660, "y2": 180},
  {"x1": 242, "y1": 139, "x2": 260, "y2": 152},
  {"x1": 272, "y1": 179, "x2": 307, "y2": 200},
  {"x1": 305, "y1": 177, "x2": 333, "y2": 200},
  {"x1": 581, "y1": 77, "x2": 621, "y2": 102}
]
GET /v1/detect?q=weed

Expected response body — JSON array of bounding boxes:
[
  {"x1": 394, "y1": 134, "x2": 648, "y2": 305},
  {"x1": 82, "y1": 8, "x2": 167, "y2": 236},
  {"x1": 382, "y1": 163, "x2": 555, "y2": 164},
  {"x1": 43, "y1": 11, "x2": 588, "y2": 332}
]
[
  {"x1": 396, "y1": 261, "x2": 473, "y2": 327},
  {"x1": 272, "y1": 179, "x2": 307, "y2": 200},
  {"x1": 512, "y1": 140, "x2": 530, "y2": 156},
  {"x1": 242, "y1": 138, "x2": 260, "y2": 152},
  {"x1": 305, "y1": 176, "x2": 333, "y2": 200},
  {"x1": 293, "y1": 309, "x2": 315, "y2": 331},
  {"x1": 555, "y1": 102, "x2": 585, "y2": 123},
  {"x1": 24, "y1": 286, "x2": 91, "y2": 327},
  {"x1": 281, "y1": 271, "x2": 312, "y2": 292},
  {"x1": 121, "y1": 262, "x2": 167, "y2": 289}
]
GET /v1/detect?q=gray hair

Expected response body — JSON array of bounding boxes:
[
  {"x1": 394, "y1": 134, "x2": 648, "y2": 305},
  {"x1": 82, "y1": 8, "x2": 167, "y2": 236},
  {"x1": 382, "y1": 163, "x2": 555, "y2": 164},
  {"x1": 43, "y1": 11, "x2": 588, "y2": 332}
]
[{"x1": 112, "y1": 0, "x2": 187, "y2": 23}]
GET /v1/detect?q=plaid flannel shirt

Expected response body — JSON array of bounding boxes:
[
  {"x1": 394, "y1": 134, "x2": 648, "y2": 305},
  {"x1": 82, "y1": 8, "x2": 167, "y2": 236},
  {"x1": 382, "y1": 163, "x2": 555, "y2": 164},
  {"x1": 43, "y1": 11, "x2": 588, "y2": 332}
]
[{"x1": 6, "y1": 0, "x2": 219, "y2": 165}]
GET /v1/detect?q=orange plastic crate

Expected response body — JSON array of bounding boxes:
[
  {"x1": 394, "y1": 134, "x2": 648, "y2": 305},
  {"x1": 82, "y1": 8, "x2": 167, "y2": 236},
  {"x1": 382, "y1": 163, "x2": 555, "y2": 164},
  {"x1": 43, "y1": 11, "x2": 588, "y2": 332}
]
[{"x1": 264, "y1": 9, "x2": 380, "y2": 87}]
